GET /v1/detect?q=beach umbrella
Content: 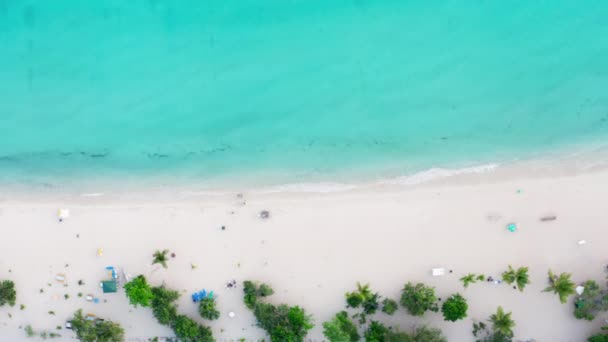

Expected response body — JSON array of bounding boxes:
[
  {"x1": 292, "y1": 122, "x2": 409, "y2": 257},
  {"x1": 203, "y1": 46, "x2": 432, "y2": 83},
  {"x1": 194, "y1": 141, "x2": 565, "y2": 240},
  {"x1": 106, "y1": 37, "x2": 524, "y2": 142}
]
[{"x1": 507, "y1": 223, "x2": 517, "y2": 232}]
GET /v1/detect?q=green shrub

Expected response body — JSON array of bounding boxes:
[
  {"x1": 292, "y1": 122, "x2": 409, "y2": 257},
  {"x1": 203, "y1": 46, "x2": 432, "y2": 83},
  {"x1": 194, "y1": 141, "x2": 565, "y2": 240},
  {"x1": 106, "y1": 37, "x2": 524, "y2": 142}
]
[
  {"x1": 345, "y1": 283, "x2": 380, "y2": 315},
  {"x1": 589, "y1": 327, "x2": 608, "y2": 342},
  {"x1": 253, "y1": 303, "x2": 313, "y2": 342},
  {"x1": 574, "y1": 280, "x2": 608, "y2": 321},
  {"x1": 364, "y1": 321, "x2": 389, "y2": 342},
  {"x1": 124, "y1": 275, "x2": 154, "y2": 307},
  {"x1": 150, "y1": 286, "x2": 180, "y2": 326},
  {"x1": 441, "y1": 294, "x2": 468, "y2": 321},
  {"x1": 400, "y1": 282, "x2": 438, "y2": 316},
  {"x1": 322, "y1": 311, "x2": 360, "y2": 342},
  {"x1": 199, "y1": 297, "x2": 220, "y2": 320},
  {"x1": 381, "y1": 298, "x2": 398, "y2": 315},
  {"x1": 24, "y1": 325, "x2": 35, "y2": 337},
  {"x1": 243, "y1": 281, "x2": 274, "y2": 309},
  {"x1": 173, "y1": 315, "x2": 214, "y2": 342},
  {"x1": 0, "y1": 280, "x2": 17, "y2": 307},
  {"x1": 70, "y1": 309, "x2": 124, "y2": 342}
]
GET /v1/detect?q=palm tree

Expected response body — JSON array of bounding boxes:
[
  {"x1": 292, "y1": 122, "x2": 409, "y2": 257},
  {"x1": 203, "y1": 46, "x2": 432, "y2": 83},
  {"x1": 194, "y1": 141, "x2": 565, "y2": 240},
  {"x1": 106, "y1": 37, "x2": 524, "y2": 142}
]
[
  {"x1": 489, "y1": 306, "x2": 515, "y2": 337},
  {"x1": 502, "y1": 265, "x2": 530, "y2": 291},
  {"x1": 152, "y1": 249, "x2": 169, "y2": 268},
  {"x1": 460, "y1": 274, "x2": 478, "y2": 289},
  {"x1": 543, "y1": 269, "x2": 576, "y2": 303}
]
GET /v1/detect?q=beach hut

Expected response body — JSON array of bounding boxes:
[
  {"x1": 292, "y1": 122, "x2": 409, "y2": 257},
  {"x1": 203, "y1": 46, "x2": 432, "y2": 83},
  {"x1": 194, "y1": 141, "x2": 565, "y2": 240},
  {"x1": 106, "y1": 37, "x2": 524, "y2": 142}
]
[{"x1": 100, "y1": 280, "x2": 117, "y2": 293}]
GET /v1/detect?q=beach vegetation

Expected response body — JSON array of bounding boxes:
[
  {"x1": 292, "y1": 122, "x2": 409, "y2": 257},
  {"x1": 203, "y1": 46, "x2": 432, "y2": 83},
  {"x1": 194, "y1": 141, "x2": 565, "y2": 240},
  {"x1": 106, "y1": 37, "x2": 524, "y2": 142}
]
[
  {"x1": 243, "y1": 280, "x2": 274, "y2": 309},
  {"x1": 588, "y1": 326, "x2": 608, "y2": 342},
  {"x1": 364, "y1": 322, "x2": 446, "y2": 342},
  {"x1": 152, "y1": 249, "x2": 170, "y2": 268},
  {"x1": 489, "y1": 306, "x2": 515, "y2": 338},
  {"x1": 501, "y1": 266, "x2": 530, "y2": 291},
  {"x1": 322, "y1": 311, "x2": 360, "y2": 342},
  {"x1": 574, "y1": 280, "x2": 608, "y2": 321},
  {"x1": 173, "y1": 315, "x2": 214, "y2": 342},
  {"x1": 406, "y1": 325, "x2": 447, "y2": 342},
  {"x1": 441, "y1": 294, "x2": 468, "y2": 322},
  {"x1": 364, "y1": 321, "x2": 389, "y2": 342},
  {"x1": 124, "y1": 275, "x2": 154, "y2": 307},
  {"x1": 543, "y1": 270, "x2": 576, "y2": 303},
  {"x1": 400, "y1": 282, "x2": 438, "y2": 316},
  {"x1": 0, "y1": 280, "x2": 17, "y2": 307},
  {"x1": 24, "y1": 325, "x2": 35, "y2": 337},
  {"x1": 472, "y1": 321, "x2": 512, "y2": 342},
  {"x1": 460, "y1": 274, "x2": 482, "y2": 289},
  {"x1": 345, "y1": 283, "x2": 380, "y2": 316},
  {"x1": 472, "y1": 307, "x2": 515, "y2": 341},
  {"x1": 381, "y1": 298, "x2": 398, "y2": 315},
  {"x1": 253, "y1": 303, "x2": 314, "y2": 342},
  {"x1": 244, "y1": 280, "x2": 313, "y2": 342},
  {"x1": 199, "y1": 297, "x2": 220, "y2": 320},
  {"x1": 150, "y1": 286, "x2": 180, "y2": 325},
  {"x1": 70, "y1": 309, "x2": 125, "y2": 342}
]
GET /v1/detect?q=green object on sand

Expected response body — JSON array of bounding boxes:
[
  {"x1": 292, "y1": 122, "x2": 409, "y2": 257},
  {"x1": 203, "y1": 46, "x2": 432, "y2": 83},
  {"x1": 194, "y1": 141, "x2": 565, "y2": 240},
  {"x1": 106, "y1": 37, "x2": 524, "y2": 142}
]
[
  {"x1": 507, "y1": 223, "x2": 517, "y2": 232},
  {"x1": 101, "y1": 280, "x2": 117, "y2": 293}
]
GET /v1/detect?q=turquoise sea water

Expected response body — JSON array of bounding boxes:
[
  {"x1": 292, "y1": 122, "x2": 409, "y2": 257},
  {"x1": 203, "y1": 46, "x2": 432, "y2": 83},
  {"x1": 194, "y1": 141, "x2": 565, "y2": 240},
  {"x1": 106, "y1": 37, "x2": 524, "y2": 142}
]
[{"x1": 1, "y1": 1, "x2": 608, "y2": 187}]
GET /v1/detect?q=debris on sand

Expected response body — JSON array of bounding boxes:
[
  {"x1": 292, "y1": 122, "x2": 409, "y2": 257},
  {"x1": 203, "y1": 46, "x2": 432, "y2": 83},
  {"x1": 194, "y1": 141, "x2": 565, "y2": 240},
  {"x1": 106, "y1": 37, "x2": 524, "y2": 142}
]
[
  {"x1": 540, "y1": 215, "x2": 557, "y2": 222},
  {"x1": 259, "y1": 210, "x2": 270, "y2": 219}
]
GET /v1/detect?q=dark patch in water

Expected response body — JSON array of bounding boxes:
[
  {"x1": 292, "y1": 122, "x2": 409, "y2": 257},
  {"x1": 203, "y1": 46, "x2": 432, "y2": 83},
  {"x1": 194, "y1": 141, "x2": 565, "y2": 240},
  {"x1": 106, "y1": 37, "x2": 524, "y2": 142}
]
[{"x1": 23, "y1": 5, "x2": 35, "y2": 27}]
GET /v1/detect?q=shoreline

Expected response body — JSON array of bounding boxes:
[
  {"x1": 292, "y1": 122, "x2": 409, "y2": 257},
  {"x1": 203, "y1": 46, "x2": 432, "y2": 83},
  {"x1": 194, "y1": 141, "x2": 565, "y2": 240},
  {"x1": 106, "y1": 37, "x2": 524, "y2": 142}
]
[
  {"x1": 1, "y1": 161, "x2": 608, "y2": 340},
  {"x1": 2, "y1": 146, "x2": 608, "y2": 204}
]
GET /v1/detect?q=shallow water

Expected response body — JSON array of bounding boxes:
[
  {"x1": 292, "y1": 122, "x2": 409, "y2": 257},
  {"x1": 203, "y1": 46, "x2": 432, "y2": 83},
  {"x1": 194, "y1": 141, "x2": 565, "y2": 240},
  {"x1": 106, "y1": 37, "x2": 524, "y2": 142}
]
[{"x1": 1, "y1": 1, "x2": 608, "y2": 187}]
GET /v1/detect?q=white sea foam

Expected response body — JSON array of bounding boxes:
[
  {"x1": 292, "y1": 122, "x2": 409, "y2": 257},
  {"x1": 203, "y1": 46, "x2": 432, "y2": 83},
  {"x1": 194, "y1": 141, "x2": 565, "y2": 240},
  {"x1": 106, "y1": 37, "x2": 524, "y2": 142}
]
[
  {"x1": 258, "y1": 182, "x2": 358, "y2": 194},
  {"x1": 255, "y1": 164, "x2": 499, "y2": 194},
  {"x1": 378, "y1": 163, "x2": 499, "y2": 186},
  {"x1": 80, "y1": 192, "x2": 105, "y2": 197}
]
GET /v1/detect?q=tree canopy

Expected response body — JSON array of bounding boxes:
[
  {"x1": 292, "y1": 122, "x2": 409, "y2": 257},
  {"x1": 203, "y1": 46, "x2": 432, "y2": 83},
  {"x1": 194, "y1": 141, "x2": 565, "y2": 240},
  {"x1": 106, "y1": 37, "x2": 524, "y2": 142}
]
[
  {"x1": 574, "y1": 280, "x2": 608, "y2": 321},
  {"x1": 150, "y1": 285, "x2": 180, "y2": 325},
  {"x1": 400, "y1": 282, "x2": 438, "y2": 316},
  {"x1": 345, "y1": 283, "x2": 380, "y2": 316},
  {"x1": 501, "y1": 266, "x2": 530, "y2": 292},
  {"x1": 124, "y1": 275, "x2": 154, "y2": 307},
  {"x1": 544, "y1": 270, "x2": 576, "y2": 304},
  {"x1": 0, "y1": 280, "x2": 16, "y2": 307},
  {"x1": 322, "y1": 311, "x2": 360, "y2": 342},
  {"x1": 173, "y1": 315, "x2": 214, "y2": 342},
  {"x1": 243, "y1": 280, "x2": 274, "y2": 309},
  {"x1": 152, "y1": 249, "x2": 169, "y2": 268},
  {"x1": 70, "y1": 309, "x2": 124, "y2": 342},
  {"x1": 441, "y1": 294, "x2": 468, "y2": 322},
  {"x1": 253, "y1": 303, "x2": 314, "y2": 342},
  {"x1": 199, "y1": 297, "x2": 220, "y2": 320}
]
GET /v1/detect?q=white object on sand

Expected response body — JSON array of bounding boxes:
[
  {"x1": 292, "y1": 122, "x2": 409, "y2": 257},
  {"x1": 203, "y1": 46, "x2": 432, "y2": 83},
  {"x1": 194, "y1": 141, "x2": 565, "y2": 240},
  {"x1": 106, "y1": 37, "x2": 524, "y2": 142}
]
[
  {"x1": 431, "y1": 268, "x2": 446, "y2": 276},
  {"x1": 578, "y1": 240, "x2": 587, "y2": 245},
  {"x1": 576, "y1": 286, "x2": 585, "y2": 295},
  {"x1": 228, "y1": 311, "x2": 236, "y2": 318},
  {"x1": 58, "y1": 209, "x2": 70, "y2": 221}
]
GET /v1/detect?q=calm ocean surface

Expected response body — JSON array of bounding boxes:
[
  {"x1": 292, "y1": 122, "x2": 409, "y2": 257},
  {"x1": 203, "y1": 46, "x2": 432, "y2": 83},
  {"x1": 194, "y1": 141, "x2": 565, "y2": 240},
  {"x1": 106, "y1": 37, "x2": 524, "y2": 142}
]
[{"x1": 1, "y1": 1, "x2": 608, "y2": 188}]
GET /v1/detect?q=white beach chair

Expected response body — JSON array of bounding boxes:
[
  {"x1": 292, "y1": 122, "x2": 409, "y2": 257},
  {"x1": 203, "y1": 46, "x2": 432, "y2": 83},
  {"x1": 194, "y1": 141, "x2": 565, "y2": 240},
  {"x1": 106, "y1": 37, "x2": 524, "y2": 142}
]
[{"x1": 432, "y1": 268, "x2": 446, "y2": 277}]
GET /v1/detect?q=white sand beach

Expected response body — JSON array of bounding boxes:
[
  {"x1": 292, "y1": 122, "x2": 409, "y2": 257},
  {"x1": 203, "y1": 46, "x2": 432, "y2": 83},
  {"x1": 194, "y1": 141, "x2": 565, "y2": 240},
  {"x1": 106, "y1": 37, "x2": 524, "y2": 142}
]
[{"x1": 1, "y1": 165, "x2": 608, "y2": 341}]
